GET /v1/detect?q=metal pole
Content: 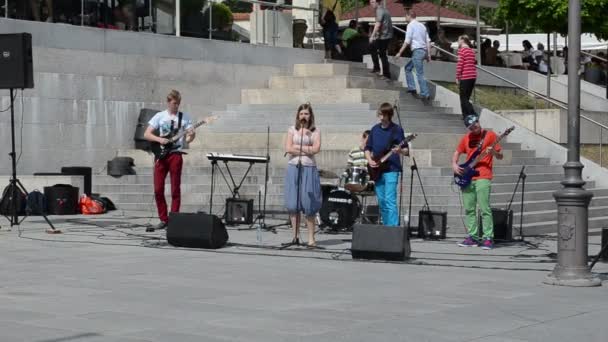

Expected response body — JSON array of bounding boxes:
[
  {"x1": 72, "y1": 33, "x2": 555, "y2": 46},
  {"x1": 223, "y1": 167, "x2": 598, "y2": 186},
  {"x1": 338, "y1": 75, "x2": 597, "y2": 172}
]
[
  {"x1": 4, "y1": 0, "x2": 7, "y2": 18},
  {"x1": 547, "y1": 33, "x2": 551, "y2": 98},
  {"x1": 533, "y1": 97, "x2": 537, "y2": 133},
  {"x1": 311, "y1": 5, "x2": 315, "y2": 50},
  {"x1": 209, "y1": 0, "x2": 213, "y2": 39},
  {"x1": 81, "y1": 0, "x2": 84, "y2": 26},
  {"x1": 600, "y1": 128, "x2": 603, "y2": 168},
  {"x1": 545, "y1": 0, "x2": 600, "y2": 287},
  {"x1": 475, "y1": 0, "x2": 481, "y2": 65},
  {"x1": 176, "y1": 0, "x2": 181, "y2": 36},
  {"x1": 505, "y1": 21, "x2": 509, "y2": 52}
]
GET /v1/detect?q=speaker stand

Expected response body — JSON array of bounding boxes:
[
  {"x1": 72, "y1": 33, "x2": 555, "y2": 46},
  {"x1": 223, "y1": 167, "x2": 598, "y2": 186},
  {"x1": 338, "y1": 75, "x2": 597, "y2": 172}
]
[{"x1": 0, "y1": 89, "x2": 60, "y2": 233}]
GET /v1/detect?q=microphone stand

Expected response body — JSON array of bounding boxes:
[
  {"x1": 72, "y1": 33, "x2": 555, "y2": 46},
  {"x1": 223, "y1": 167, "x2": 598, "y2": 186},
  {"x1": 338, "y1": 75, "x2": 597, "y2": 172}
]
[
  {"x1": 281, "y1": 121, "x2": 306, "y2": 248},
  {"x1": 506, "y1": 165, "x2": 536, "y2": 247},
  {"x1": 393, "y1": 102, "x2": 406, "y2": 226}
]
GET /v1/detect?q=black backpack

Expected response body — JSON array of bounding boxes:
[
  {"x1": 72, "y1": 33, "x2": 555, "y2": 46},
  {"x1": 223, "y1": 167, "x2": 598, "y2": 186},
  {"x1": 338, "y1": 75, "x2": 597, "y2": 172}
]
[
  {"x1": 26, "y1": 190, "x2": 47, "y2": 216},
  {"x1": 0, "y1": 184, "x2": 27, "y2": 216}
]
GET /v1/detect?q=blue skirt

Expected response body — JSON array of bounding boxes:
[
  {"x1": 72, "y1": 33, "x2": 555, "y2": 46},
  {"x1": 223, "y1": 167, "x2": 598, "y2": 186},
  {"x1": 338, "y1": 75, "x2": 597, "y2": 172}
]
[{"x1": 284, "y1": 164, "x2": 322, "y2": 217}]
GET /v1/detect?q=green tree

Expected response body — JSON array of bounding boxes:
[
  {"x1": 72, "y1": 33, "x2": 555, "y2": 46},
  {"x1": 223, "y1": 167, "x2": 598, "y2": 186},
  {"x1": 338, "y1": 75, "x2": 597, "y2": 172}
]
[
  {"x1": 495, "y1": 0, "x2": 608, "y2": 40},
  {"x1": 339, "y1": 0, "x2": 367, "y2": 13}
]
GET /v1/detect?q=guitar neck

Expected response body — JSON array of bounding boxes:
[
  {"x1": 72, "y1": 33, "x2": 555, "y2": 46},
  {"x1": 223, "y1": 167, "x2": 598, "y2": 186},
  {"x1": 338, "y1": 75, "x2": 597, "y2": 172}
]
[
  {"x1": 170, "y1": 121, "x2": 205, "y2": 142},
  {"x1": 469, "y1": 133, "x2": 505, "y2": 167},
  {"x1": 379, "y1": 135, "x2": 416, "y2": 163}
]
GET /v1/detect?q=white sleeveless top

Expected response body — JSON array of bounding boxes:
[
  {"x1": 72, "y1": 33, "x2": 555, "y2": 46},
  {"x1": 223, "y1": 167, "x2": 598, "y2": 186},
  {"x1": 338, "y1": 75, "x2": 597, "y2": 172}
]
[{"x1": 287, "y1": 126, "x2": 320, "y2": 166}]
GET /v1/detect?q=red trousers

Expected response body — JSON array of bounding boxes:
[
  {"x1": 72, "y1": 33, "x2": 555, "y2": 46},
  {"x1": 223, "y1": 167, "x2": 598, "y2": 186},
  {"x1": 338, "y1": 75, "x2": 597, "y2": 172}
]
[{"x1": 153, "y1": 153, "x2": 183, "y2": 223}]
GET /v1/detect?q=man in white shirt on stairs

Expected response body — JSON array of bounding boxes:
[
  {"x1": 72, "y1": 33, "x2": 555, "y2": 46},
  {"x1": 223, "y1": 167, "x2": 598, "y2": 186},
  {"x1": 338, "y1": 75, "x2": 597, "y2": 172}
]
[{"x1": 395, "y1": 11, "x2": 431, "y2": 101}]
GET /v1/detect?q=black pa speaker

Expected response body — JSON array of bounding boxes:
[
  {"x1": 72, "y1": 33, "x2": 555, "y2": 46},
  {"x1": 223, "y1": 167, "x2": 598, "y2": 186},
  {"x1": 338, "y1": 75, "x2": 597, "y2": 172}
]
[
  {"x1": 167, "y1": 212, "x2": 229, "y2": 249},
  {"x1": 225, "y1": 198, "x2": 253, "y2": 225},
  {"x1": 418, "y1": 210, "x2": 447, "y2": 240},
  {"x1": 480, "y1": 208, "x2": 513, "y2": 242},
  {"x1": 134, "y1": 108, "x2": 160, "y2": 151},
  {"x1": 351, "y1": 224, "x2": 411, "y2": 261},
  {"x1": 0, "y1": 33, "x2": 34, "y2": 89},
  {"x1": 44, "y1": 185, "x2": 79, "y2": 215}
]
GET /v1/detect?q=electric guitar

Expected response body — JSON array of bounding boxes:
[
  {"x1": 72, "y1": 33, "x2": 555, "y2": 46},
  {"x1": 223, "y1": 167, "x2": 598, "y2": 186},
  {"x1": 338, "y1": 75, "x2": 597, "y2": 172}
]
[
  {"x1": 151, "y1": 115, "x2": 218, "y2": 161},
  {"x1": 454, "y1": 126, "x2": 515, "y2": 189},
  {"x1": 368, "y1": 134, "x2": 417, "y2": 182}
]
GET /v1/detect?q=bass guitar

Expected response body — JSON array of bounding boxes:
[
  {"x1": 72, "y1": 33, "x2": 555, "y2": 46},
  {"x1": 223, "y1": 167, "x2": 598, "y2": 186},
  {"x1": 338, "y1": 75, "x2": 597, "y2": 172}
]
[
  {"x1": 454, "y1": 126, "x2": 515, "y2": 189},
  {"x1": 151, "y1": 115, "x2": 218, "y2": 161},
  {"x1": 368, "y1": 134, "x2": 417, "y2": 182}
]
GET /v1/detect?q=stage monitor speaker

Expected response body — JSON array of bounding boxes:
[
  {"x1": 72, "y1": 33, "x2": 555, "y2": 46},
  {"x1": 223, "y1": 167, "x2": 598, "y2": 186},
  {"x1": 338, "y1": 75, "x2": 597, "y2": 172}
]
[
  {"x1": 418, "y1": 210, "x2": 447, "y2": 240},
  {"x1": 480, "y1": 208, "x2": 513, "y2": 242},
  {"x1": 351, "y1": 224, "x2": 411, "y2": 261},
  {"x1": 167, "y1": 212, "x2": 228, "y2": 249},
  {"x1": 0, "y1": 33, "x2": 34, "y2": 89},
  {"x1": 225, "y1": 198, "x2": 253, "y2": 225}
]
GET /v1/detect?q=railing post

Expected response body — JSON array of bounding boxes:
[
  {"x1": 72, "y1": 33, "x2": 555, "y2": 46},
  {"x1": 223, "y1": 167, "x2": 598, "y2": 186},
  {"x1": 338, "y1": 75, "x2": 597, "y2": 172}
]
[
  {"x1": 4, "y1": 0, "x2": 7, "y2": 18},
  {"x1": 533, "y1": 97, "x2": 537, "y2": 133},
  {"x1": 209, "y1": 0, "x2": 213, "y2": 40},
  {"x1": 176, "y1": 0, "x2": 181, "y2": 37},
  {"x1": 601, "y1": 128, "x2": 603, "y2": 168},
  {"x1": 81, "y1": 0, "x2": 84, "y2": 25}
]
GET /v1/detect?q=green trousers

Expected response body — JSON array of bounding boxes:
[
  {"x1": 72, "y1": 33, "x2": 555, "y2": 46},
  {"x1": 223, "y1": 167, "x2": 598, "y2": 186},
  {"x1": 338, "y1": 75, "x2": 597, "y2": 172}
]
[{"x1": 462, "y1": 179, "x2": 493, "y2": 240}]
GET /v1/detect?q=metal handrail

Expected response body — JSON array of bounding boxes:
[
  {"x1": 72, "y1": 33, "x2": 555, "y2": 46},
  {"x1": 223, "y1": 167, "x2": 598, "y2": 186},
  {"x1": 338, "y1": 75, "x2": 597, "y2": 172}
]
[
  {"x1": 582, "y1": 50, "x2": 608, "y2": 63},
  {"x1": 392, "y1": 24, "x2": 606, "y2": 165},
  {"x1": 428, "y1": 42, "x2": 608, "y2": 131}
]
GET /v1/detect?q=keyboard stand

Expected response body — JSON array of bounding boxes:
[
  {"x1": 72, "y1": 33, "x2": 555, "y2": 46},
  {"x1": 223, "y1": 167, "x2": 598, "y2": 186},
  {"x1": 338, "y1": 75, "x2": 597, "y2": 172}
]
[{"x1": 209, "y1": 159, "x2": 256, "y2": 214}]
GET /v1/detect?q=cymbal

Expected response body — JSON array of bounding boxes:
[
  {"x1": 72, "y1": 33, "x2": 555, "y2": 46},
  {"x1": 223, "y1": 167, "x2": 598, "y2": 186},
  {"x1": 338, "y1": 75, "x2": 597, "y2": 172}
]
[{"x1": 318, "y1": 169, "x2": 339, "y2": 178}]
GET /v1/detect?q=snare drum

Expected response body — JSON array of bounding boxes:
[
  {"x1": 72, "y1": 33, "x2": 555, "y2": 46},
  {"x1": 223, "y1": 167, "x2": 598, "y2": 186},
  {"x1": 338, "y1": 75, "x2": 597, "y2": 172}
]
[
  {"x1": 344, "y1": 166, "x2": 368, "y2": 193},
  {"x1": 319, "y1": 188, "x2": 361, "y2": 230}
]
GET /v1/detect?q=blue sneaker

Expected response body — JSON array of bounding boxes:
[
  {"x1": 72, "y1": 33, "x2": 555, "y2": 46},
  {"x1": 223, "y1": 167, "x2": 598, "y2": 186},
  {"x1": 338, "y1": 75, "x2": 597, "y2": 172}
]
[
  {"x1": 481, "y1": 239, "x2": 494, "y2": 250},
  {"x1": 458, "y1": 236, "x2": 478, "y2": 247}
]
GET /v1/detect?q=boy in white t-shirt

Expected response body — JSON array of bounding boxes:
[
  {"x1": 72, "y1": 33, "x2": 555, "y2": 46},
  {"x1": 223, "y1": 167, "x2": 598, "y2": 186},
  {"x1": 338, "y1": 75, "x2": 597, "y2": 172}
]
[{"x1": 143, "y1": 90, "x2": 195, "y2": 231}]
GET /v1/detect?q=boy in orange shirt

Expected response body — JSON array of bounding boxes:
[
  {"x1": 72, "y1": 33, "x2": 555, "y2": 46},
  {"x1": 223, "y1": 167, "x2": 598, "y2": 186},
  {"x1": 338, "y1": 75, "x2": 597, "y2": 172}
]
[{"x1": 452, "y1": 115, "x2": 503, "y2": 249}]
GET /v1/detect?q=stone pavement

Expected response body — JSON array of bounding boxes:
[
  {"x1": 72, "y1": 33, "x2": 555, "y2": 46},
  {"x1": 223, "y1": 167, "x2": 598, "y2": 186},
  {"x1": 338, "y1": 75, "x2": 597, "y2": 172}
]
[{"x1": 0, "y1": 211, "x2": 607, "y2": 342}]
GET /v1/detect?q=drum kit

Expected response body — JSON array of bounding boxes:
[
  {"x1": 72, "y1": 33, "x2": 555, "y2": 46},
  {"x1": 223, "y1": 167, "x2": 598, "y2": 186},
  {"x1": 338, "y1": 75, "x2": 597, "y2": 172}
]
[{"x1": 319, "y1": 166, "x2": 377, "y2": 231}]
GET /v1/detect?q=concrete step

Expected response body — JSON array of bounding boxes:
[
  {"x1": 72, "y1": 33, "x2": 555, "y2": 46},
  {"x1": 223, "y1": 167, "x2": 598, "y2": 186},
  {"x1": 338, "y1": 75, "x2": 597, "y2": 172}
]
[
  {"x1": 187, "y1": 132, "x2": 523, "y2": 151},
  {"x1": 213, "y1": 111, "x2": 456, "y2": 121},
  {"x1": 94, "y1": 177, "x2": 583, "y2": 196},
  {"x1": 520, "y1": 216, "x2": 608, "y2": 236},
  {"x1": 114, "y1": 147, "x2": 538, "y2": 170},
  {"x1": 292, "y1": 63, "x2": 352, "y2": 77},
  {"x1": 211, "y1": 124, "x2": 468, "y2": 134},
  {"x1": 405, "y1": 188, "x2": 608, "y2": 206},
  {"x1": 410, "y1": 206, "x2": 608, "y2": 234},
  {"x1": 241, "y1": 88, "x2": 400, "y2": 105},
  {"x1": 269, "y1": 75, "x2": 398, "y2": 90}
]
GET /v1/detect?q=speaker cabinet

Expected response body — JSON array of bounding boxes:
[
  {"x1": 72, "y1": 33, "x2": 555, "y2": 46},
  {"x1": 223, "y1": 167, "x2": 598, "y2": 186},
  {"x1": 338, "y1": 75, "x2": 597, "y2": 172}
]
[
  {"x1": 225, "y1": 198, "x2": 253, "y2": 225},
  {"x1": 418, "y1": 210, "x2": 447, "y2": 240},
  {"x1": 480, "y1": 208, "x2": 513, "y2": 242},
  {"x1": 44, "y1": 185, "x2": 79, "y2": 215},
  {"x1": 0, "y1": 33, "x2": 34, "y2": 89},
  {"x1": 167, "y1": 212, "x2": 228, "y2": 249},
  {"x1": 351, "y1": 224, "x2": 411, "y2": 261},
  {"x1": 134, "y1": 108, "x2": 160, "y2": 151}
]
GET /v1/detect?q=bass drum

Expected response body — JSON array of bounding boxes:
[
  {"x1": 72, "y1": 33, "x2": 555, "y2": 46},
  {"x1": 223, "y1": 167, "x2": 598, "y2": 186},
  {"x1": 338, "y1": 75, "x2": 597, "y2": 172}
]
[{"x1": 319, "y1": 189, "x2": 360, "y2": 231}]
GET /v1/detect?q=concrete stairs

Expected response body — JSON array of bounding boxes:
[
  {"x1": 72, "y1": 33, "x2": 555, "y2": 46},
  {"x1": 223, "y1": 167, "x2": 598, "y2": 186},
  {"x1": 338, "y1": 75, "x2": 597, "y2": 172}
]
[{"x1": 97, "y1": 62, "x2": 608, "y2": 236}]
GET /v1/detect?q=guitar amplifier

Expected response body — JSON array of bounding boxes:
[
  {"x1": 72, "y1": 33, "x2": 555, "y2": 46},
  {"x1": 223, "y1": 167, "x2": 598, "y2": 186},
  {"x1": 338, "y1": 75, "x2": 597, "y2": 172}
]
[
  {"x1": 418, "y1": 210, "x2": 447, "y2": 240},
  {"x1": 479, "y1": 208, "x2": 513, "y2": 242},
  {"x1": 225, "y1": 198, "x2": 254, "y2": 225}
]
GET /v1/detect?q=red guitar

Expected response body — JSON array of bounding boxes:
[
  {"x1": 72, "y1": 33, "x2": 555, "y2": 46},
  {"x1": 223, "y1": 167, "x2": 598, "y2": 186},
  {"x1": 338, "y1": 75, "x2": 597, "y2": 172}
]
[{"x1": 368, "y1": 134, "x2": 417, "y2": 181}]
